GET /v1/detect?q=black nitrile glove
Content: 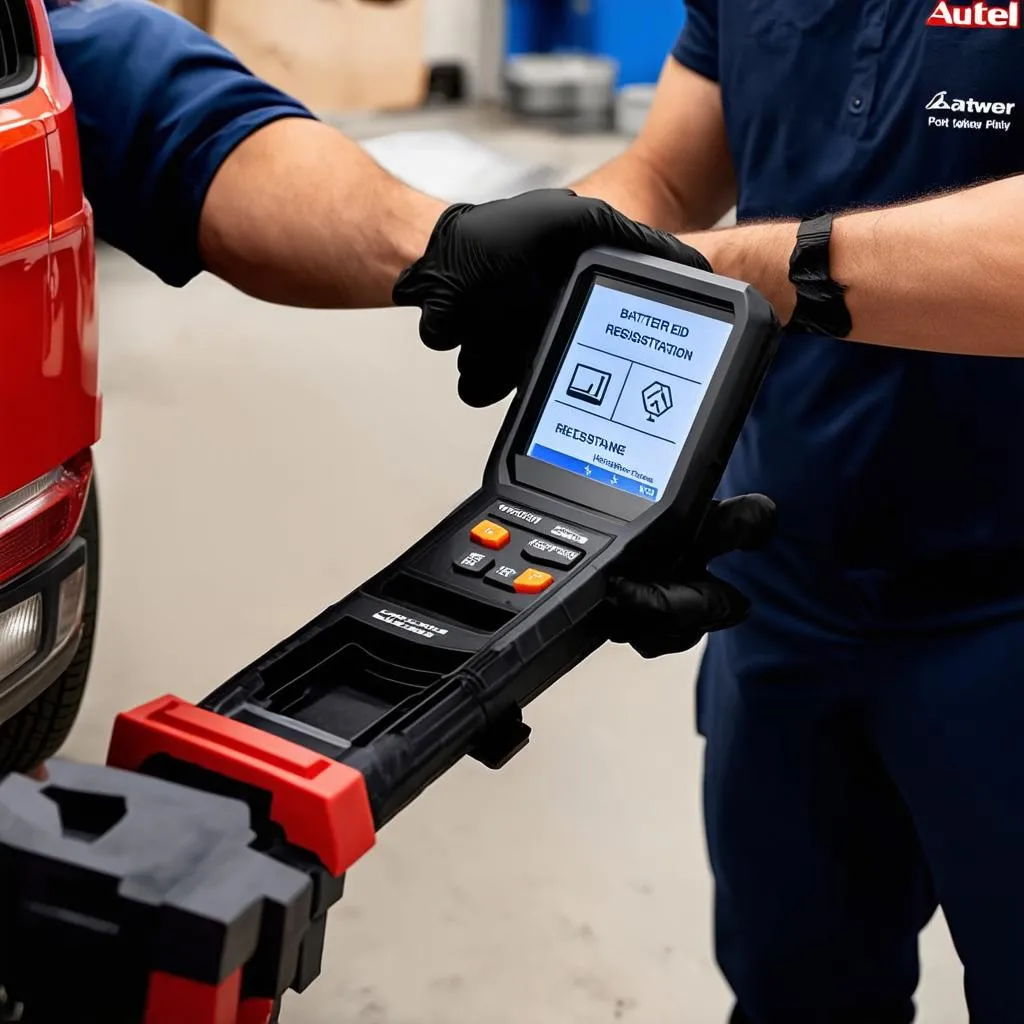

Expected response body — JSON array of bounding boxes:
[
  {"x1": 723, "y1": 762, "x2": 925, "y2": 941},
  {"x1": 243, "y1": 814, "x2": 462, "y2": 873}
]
[
  {"x1": 393, "y1": 189, "x2": 712, "y2": 408},
  {"x1": 606, "y1": 494, "x2": 776, "y2": 659}
]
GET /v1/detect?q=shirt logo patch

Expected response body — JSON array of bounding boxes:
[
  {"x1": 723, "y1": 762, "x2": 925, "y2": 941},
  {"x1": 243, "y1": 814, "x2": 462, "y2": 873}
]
[
  {"x1": 926, "y1": 1, "x2": 1020, "y2": 27},
  {"x1": 926, "y1": 91, "x2": 1016, "y2": 132}
]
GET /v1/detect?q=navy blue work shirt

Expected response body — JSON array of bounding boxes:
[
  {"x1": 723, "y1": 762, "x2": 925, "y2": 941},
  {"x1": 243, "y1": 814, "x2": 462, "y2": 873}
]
[
  {"x1": 46, "y1": 0, "x2": 315, "y2": 286},
  {"x1": 675, "y1": 1, "x2": 1024, "y2": 627}
]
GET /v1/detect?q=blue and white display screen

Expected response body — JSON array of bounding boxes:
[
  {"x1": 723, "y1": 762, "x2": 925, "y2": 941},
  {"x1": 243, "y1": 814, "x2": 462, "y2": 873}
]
[{"x1": 526, "y1": 280, "x2": 733, "y2": 504}]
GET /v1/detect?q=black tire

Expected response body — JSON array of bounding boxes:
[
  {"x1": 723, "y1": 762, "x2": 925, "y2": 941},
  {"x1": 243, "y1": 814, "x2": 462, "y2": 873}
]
[{"x1": 0, "y1": 480, "x2": 100, "y2": 774}]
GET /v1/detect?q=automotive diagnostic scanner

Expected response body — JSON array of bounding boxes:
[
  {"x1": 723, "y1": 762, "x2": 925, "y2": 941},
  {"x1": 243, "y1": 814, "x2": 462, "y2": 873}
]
[{"x1": 101, "y1": 251, "x2": 779, "y2": 1016}]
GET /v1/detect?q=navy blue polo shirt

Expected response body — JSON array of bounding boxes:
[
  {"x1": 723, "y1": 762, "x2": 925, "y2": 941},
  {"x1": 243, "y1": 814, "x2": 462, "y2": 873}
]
[
  {"x1": 675, "y1": 1, "x2": 1024, "y2": 626},
  {"x1": 46, "y1": 0, "x2": 315, "y2": 286}
]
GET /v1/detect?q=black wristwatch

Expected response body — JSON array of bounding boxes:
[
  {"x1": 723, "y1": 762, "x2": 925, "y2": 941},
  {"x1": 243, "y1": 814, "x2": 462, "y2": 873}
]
[{"x1": 787, "y1": 213, "x2": 853, "y2": 338}]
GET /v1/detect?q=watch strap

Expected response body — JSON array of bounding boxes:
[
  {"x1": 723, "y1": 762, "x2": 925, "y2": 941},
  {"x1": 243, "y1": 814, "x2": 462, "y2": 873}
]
[{"x1": 787, "y1": 214, "x2": 853, "y2": 338}]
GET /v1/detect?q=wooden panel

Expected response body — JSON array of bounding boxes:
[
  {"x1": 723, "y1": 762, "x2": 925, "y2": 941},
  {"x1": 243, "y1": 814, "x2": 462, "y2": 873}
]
[{"x1": 209, "y1": 0, "x2": 427, "y2": 113}]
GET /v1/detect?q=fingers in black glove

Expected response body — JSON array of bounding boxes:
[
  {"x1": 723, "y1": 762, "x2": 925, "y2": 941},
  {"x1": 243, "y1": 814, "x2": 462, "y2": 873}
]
[
  {"x1": 417, "y1": 295, "x2": 460, "y2": 353},
  {"x1": 605, "y1": 493, "x2": 777, "y2": 658},
  {"x1": 457, "y1": 344, "x2": 534, "y2": 408},
  {"x1": 393, "y1": 190, "x2": 712, "y2": 408},
  {"x1": 607, "y1": 572, "x2": 752, "y2": 659},
  {"x1": 691, "y1": 493, "x2": 777, "y2": 563}
]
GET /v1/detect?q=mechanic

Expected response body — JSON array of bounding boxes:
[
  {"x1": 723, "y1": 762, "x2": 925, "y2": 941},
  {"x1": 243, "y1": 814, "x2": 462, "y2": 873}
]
[
  {"x1": 43, "y1": 5, "x2": 774, "y2": 737},
  {"x1": 52, "y1": 1, "x2": 1024, "y2": 1020},
  {"x1": 437, "y1": 3, "x2": 1024, "y2": 1023}
]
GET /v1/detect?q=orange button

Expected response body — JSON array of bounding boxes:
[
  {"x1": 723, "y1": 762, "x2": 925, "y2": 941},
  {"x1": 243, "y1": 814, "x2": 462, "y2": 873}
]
[
  {"x1": 470, "y1": 520, "x2": 511, "y2": 550},
  {"x1": 514, "y1": 568, "x2": 555, "y2": 595}
]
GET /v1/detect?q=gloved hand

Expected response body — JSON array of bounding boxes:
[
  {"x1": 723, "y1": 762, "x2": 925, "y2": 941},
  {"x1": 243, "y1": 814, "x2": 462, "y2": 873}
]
[
  {"x1": 606, "y1": 494, "x2": 776, "y2": 658},
  {"x1": 393, "y1": 189, "x2": 712, "y2": 408}
]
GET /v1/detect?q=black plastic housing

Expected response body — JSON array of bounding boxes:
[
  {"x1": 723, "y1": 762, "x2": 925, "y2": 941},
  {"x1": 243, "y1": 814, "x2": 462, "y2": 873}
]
[
  {"x1": 0, "y1": 760, "x2": 315, "y2": 1023},
  {"x1": 200, "y1": 249, "x2": 780, "y2": 827}
]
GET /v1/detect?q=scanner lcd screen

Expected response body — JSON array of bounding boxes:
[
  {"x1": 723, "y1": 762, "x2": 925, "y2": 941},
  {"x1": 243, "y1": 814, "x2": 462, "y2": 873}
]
[{"x1": 526, "y1": 278, "x2": 734, "y2": 504}]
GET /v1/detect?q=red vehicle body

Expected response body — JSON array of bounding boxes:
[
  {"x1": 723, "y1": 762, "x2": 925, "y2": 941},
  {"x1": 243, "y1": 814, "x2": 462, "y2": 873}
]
[{"x1": 0, "y1": 0, "x2": 101, "y2": 771}]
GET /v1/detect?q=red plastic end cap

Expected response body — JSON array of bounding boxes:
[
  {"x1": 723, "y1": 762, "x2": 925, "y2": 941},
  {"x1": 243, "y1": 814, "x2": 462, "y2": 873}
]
[
  {"x1": 107, "y1": 695, "x2": 376, "y2": 876},
  {"x1": 238, "y1": 998, "x2": 276, "y2": 1024},
  {"x1": 144, "y1": 971, "x2": 243, "y2": 1024}
]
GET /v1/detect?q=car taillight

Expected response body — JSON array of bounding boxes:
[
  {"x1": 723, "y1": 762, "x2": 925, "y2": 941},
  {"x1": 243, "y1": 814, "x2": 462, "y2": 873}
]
[{"x1": 0, "y1": 451, "x2": 92, "y2": 587}]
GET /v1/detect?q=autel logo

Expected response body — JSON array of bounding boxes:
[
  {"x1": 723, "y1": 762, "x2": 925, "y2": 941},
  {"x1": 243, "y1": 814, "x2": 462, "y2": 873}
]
[{"x1": 926, "y1": 1, "x2": 1020, "y2": 27}]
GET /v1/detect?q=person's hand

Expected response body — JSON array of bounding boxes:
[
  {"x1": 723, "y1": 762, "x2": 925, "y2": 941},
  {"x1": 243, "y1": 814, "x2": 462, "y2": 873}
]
[
  {"x1": 393, "y1": 189, "x2": 711, "y2": 407},
  {"x1": 607, "y1": 494, "x2": 776, "y2": 658}
]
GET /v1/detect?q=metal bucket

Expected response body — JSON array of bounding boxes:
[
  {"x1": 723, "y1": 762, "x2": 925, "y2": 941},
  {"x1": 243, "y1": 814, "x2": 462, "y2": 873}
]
[
  {"x1": 615, "y1": 83, "x2": 657, "y2": 137},
  {"x1": 505, "y1": 53, "x2": 618, "y2": 132}
]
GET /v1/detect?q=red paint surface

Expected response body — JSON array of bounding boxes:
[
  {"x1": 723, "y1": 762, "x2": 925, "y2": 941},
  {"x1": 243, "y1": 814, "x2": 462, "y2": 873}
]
[
  {"x1": 0, "y1": 0, "x2": 101, "y2": 501},
  {"x1": 144, "y1": 971, "x2": 243, "y2": 1024}
]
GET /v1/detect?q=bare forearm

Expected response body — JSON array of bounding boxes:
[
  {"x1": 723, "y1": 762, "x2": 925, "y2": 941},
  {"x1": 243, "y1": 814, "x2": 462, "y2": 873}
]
[
  {"x1": 831, "y1": 176, "x2": 1024, "y2": 355},
  {"x1": 573, "y1": 148, "x2": 711, "y2": 231},
  {"x1": 572, "y1": 58, "x2": 736, "y2": 233},
  {"x1": 199, "y1": 118, "x2": 446, "y2": 308},
  {"x1": 685, "y1": 174, "x2": 1024, "y2": 356}
]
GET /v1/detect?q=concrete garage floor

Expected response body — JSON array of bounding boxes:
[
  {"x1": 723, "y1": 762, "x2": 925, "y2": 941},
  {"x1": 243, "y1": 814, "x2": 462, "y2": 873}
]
[{"x1": 62, "y1": 110, "x2": 966, "y2": 1023}]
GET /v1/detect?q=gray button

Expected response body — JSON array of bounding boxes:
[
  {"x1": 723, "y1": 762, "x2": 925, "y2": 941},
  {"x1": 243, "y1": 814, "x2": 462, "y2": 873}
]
[
  {"x1": 523, "y1": 537, "x2": 582, "y2": 570},
  {"x1": 849, "y1": 95, "x2": 864, "y2": 114},
  {"x1": 485, "y1": 563, "x2": 522, "y2": 591},
  {"x1": 454, "y1": 550, "x2": 494, "y2": 576}
]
